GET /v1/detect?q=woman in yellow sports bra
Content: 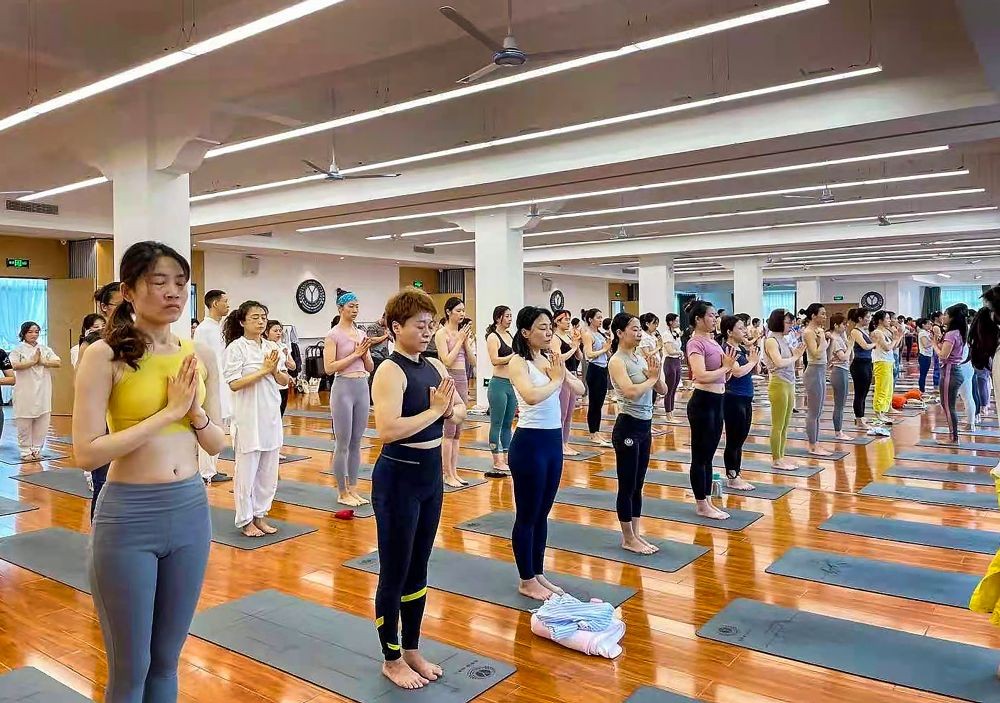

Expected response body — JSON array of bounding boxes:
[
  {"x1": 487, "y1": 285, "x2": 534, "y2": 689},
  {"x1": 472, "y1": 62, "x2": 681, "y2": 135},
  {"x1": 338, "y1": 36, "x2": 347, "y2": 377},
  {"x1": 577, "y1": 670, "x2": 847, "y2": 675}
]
[{"x1": 73, "y1": 241, "x2": 225, "y2": 703}]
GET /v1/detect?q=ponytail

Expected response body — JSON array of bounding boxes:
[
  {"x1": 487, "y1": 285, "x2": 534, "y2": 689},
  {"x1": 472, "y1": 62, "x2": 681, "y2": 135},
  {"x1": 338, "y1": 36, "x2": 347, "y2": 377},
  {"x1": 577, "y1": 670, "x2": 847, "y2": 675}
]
[
  {"x1": 486, "y1": 305, "x2": 510, "y2": 337},
  {"x1": 609, "y1": 312, "x2": 634, "y2": 355},
  {"x1": 104, "y1": 300, "x2": 149, "y2": 370}
]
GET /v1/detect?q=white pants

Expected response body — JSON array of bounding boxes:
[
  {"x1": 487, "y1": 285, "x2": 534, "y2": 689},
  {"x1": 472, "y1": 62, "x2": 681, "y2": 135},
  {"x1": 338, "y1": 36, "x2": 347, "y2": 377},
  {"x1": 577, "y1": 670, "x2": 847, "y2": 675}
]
[
  {"x1": 959, "y1": 361, "x2": 977, "y2": 429},
  {"x1": 233, "y1": 448, "x2": 280, "y2": 527},
  {"x1": 198, "y1": 418, "x2": 230, "y2": 480},
  {"x1": 16, "y1": 414, "x2": 50, "y2": 454}
]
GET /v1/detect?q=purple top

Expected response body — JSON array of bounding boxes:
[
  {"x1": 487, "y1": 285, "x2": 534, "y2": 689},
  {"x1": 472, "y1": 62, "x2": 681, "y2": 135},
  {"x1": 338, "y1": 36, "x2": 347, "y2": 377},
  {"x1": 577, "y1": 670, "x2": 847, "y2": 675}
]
[
  {"x1": 445, "y1": 333, "x2": 467, "y2": 370},
  {"x1": 686, "y1": 334, "x2": 723, "y2": 372},
  {"x1": 943, "y1": 329, "x2": 965, "y2": 366},
  {"x1": 325, "y1": 325, "x2": 367, "y2": 375}
]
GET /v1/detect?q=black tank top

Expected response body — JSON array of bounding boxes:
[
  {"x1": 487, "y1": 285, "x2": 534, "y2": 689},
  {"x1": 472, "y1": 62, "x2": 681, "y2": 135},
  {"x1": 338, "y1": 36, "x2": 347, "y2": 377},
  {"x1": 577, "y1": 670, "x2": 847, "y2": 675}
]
[
  {"x1": 491, "y1": 330, "x2": 513, "y2": 358},
  {"x1": 560, "y1": 335, "x2": 580, "y2": 372},
  {"x1": 388, "y1": 351, "x2": 444, "y2": 445}
]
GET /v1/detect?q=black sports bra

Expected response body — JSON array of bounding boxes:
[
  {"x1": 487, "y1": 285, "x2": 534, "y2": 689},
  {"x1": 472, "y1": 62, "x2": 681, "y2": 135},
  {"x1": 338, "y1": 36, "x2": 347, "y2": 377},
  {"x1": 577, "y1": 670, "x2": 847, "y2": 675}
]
[
  {"x1": 387, "y1": 351, "x2": 444, "y2": 445},
  {"x1": 559, "y1": 335, "x2": 580, "y2": 372},
  {"x1": 491, "y1": 331, "x2": 513, "y2": 358}
]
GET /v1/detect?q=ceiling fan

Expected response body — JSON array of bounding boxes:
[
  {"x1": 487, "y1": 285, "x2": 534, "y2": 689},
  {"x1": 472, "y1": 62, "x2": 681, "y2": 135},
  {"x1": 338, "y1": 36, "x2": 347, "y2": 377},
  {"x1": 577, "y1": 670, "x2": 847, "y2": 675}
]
[
  {"x1": 876, "y1": 214, "x2": 925, "y2": 226},
  {"x1": 440, "y1": 0, "x2": 616, "y2": 84},
  {"x1": 782, "y1": 186, "x2": 835, "y2": 203},
  {"x1": 302, "y1": 89, "x2": 402, "y2": 181}
]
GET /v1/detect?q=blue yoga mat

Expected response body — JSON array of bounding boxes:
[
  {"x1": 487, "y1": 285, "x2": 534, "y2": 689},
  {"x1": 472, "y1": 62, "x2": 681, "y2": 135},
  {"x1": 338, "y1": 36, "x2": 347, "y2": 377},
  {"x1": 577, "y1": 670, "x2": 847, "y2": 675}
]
[
  {"x1": 884, "y1": 466, "x2": 994, "y2": 486},
  {"x1": 860, "y1": 482, "x2": 998, "y2": 511},
  {"x1": 595, "y1": 468, "x2": 792, "y2": 500},
  {"x1": 819, "y1": 513, "x2": 1000, "y2": 554},
  {"x1": 894, "y1": 449, "x2": 997, "y2": 468},
  {"x1": 625, "y1": 687, "x2": 702, "y2": 702}
]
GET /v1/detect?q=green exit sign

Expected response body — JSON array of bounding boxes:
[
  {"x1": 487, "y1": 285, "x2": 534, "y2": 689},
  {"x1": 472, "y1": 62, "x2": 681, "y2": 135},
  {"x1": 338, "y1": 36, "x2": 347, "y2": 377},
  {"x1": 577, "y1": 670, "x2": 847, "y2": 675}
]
[
  {"x1": 412, "y1": 280, "x2": 423, "y2": 288},
  {"x1": 615, "y1": 291, "x2": 621, "y2": 298},
  {"x1": 833, "y1": 295, "x2": 844, "y2": 301},
  {"x1": 6, "y1": 258, "x2": 29, "y2": 269}
]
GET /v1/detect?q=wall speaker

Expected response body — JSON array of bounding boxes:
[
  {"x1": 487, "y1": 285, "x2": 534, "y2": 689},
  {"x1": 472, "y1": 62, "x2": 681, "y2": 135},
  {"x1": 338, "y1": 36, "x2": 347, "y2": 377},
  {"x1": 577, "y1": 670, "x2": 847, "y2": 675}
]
[
  {"x1": 541, "y1": 277, "x2": 553, "y2": 292},
  {"x1": 242, "y1": 255, "x2": 259, "y2": 276}
]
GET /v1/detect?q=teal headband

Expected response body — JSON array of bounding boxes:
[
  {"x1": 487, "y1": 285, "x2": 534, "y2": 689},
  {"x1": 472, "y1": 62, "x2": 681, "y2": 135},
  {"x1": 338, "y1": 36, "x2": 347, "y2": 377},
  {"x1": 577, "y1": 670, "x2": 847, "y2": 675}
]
[{"x1": 337, "y1": 291, "x2": 358, "y2": 307}]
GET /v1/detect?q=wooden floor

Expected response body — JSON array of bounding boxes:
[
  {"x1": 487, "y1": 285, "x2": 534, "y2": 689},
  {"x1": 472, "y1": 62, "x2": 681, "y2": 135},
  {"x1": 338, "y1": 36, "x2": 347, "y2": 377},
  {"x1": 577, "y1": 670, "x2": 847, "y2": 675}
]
[{"x1": 1, "y1": 361, "x2": 999, "y2": 703}]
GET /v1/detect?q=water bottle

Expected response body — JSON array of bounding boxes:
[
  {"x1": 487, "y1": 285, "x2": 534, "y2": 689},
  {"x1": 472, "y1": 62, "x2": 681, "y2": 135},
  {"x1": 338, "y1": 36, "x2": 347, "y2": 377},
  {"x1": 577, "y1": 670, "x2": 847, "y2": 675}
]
[{"x1": 711, "y1": 472, "x2": 723, "y2": 499}]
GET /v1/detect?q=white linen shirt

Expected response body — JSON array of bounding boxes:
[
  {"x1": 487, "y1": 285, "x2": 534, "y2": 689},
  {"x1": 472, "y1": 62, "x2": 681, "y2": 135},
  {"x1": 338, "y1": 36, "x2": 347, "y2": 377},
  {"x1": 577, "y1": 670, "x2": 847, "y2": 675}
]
[
  {"x1": 10, "y1": 342, "x2": 57, "y2": 418},
  {"x1": 193, "y1": 316, "x2": 232, "y2": 419},
  {"x1": 223, "y1": 336, "x2": 283, "y2": 453}
]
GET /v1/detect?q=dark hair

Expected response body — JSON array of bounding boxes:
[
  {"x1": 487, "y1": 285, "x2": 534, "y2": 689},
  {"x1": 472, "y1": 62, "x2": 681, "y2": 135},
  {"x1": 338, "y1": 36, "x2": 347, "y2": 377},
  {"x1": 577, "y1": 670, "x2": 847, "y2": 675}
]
[
  {"x1": 204, "y1": 289, "x2": 226, "y2": 309},
  {"x1": 847, "y1": 307, "x2": 869, "y2": 324},
  {"x1": 486, "y1": 305, "x2": 510, "y2": 336},
  {"x1": 944, "y1": 303, "x2": 969, "y2": 343},
  {"x1": 969, "y1": 306, "x2": 998, "y2": 370},
  {"x1": 18, "y1": 320, "x2": 39, "y2": 341},
  {"x1": 601, "y1": 317, "x2": 612, "y2": 331},
  {"x1": 553, "y1": 309, "x2": 571, "y2": 322},
  {"x1": 735, "y1": 312, "x2": 751, "y2": 324},
  {"x1": 512, "y1": 306, "x2": 553, "y2": 359},
  {"x1": 751, "y1": 317, "x2": 761, "y2": 326},
  {"x1": 896, "y1": 315, "x2": 905, "y2": 322},
  {"x1": 265, "y1": 320, "x2": 283, "y2": 339},
  {"x1": 829, "y1": 312, "x2": 846, "y2": 330},
  {"x1": 583, "y1": 308, "x2": 601, "y2": 325},
  {"x1": 331, "y1": 315, "x2": 341, "y2": 327},
  {"x1": 570, "y1": 317, "x2": 580, "y2": 326},
  {"x1": 639, "y1": 312, "x2": 659, "y2": 332},
  {"x1": 803, "y1": 303, "x2": 825, "y2": 321},
  {"x1": 79, "y1": 313, "x2": 106, "y2": 344},
  {"x1": 685, "y1": 299, "x2": 713, "y2": 328},
  {"x1": 719, "y1": 315, "x2": 742, "y2": 340},
  {"x1": 105, "y1": 242, "x2": 191, "y2": 370},
  {"x1": 797, "y1": 309, "x2": 807, "y2": 316},
  {"x1": 983, "y1": 286, "x2": 1000, "y2": 318},
  {"x1": 440, "y1": 296, "x2": 464, "y2": 325},
  {"x1": 384, "y1": 287, "x2": 437, "y2": 339},
  {"x1": 223, "y1": 300, "x2": 268, "y2": 347},
  {"x1": 665, "y1": 312, "x2": 679, "y2": 326},
  {"x1": 767, "y1": 308, "x2": 789, "y2": 333},
  {"x1": 94, "y1": 281, "x2": 121, "y2": 307},
  {"x1": 869, "y1": 310, "x2": 890, "y2": 331},
  {"x1": 609, "y1": 312, "x2": 637, "y2": 354}
]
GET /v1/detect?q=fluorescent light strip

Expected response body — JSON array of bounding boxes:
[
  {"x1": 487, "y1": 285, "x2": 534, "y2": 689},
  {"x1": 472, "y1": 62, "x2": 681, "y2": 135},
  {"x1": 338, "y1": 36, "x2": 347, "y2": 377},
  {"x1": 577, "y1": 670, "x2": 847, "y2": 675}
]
[
  {"x1": 938, "y1": 273, "x2": 953, "y2": 278},
  {"x1": 364, "y1": 226, "x2": 462, "y2": 240},
  {"x1": 0, "y1": 0, "x2": 351, "y2": 135},
  {"x1": 208, "y1": 0, "x2": 828, "y2": 158},
  {"x1": 296, "y1": 146, "x2": 947, "y2": 233},
  {"x1": 18, "y1": 176, "x2": 111, "y2": 202},
  {"x1": 425, "y1": 238, "x2": 476, "y2": 247},
  {"x1": 771, "y1": 244, "x2": 1000, "y2": 264},
  {"x1": 197, "y1": 65, "x2": 880, "y2": 203},
  {"x1": 529, "y1": 188, "x2": 985, "y2": 237}
]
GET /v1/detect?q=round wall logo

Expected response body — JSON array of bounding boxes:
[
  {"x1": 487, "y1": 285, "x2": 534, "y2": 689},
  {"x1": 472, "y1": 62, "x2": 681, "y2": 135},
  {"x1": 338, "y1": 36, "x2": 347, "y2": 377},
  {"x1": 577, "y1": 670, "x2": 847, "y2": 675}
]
[
  {"x1": 296, "y1": 279, "x2": 326, "y2": 314},
  {"x1": 549, "y1": 289, "x2": 565, "y2": 311},
  {"x1": 860, "y1": 291, "x2": 884, "y2": 311}
]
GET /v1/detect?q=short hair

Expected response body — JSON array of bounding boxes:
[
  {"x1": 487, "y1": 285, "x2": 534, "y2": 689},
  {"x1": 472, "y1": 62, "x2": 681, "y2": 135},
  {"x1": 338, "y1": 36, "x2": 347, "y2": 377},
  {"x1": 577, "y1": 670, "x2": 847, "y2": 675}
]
[
  {"x1": 18, "y1": 321, "x2": 40, "y2": 341},
  {"x1": 204, "y1": 289, "x2": 226, "y2": 308},
  {"x1": 94, "y1": 281, "x2": 121, "y2": 306},
  {"x1": 829, "y1": 312, "x2": 846, "y2": 329},
  {"x1": 751, "y1": 317, "x2": 761, "y2": 325},
  {"x1": 767, "y1": 308, "x2": 790, "y2": 333},
  {"x1": 385, "y1": 287, "x2": 436, "y2": 338},
  {"x1": 665, "y1": 312, "x2": 679, "y2": 325}
]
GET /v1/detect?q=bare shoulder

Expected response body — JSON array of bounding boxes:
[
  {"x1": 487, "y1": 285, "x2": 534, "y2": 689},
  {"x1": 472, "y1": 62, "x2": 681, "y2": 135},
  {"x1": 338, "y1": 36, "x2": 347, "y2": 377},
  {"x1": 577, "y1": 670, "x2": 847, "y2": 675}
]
[
  {"x1": 82, "y1": 339, "x2": 114, "y2": 362},
  {"x1": 426, "y1": 356, "x2": 449, "y2": 378}
]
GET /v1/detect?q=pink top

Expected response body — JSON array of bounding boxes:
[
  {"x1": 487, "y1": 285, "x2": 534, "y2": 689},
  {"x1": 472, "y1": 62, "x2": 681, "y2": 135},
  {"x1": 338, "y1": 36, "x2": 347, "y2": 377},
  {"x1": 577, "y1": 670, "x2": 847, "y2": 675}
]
[
  {"x1": 325, "y1": 325, "x2": 367, "y2": 376},
  {"x1": 445, "y1": 333, "x2": 466, "y2": 370},
  {"x1": 686, "y1": 334, "x2": 723, "y2": 371},
  {"x1": 943, "y1": 329, "x2": 966, "y2": 366}
]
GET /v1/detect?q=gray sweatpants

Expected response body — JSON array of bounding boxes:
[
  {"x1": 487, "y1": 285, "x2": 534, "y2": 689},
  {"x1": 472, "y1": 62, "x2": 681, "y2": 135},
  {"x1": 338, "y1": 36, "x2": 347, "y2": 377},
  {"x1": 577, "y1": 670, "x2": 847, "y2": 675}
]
[
  {"x1": 330, "y1": 376, "x2": 371, "y2": 492},
  {"x1": 89, "y1": 474, "x2": 210, "y2": 703},
  {"x1": 830, "y1": 366, "x2": 850, "y2": 433},
  {"x1": 802, "y1": 363, "x2": 826, "y2": 445}
]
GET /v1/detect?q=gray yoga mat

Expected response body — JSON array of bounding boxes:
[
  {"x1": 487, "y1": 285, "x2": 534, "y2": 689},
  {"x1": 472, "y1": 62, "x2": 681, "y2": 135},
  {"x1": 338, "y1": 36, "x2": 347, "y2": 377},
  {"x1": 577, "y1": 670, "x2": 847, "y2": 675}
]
[
  {"x1": 322, "y1": 464, "x2": 488, "y2": 493},
  {"x1": 746, "y1": 427, "x2": 873, "y2": 445},
  {"x1": 455, "y1": 511, "x2": 708, "y2": 573},
  {"x1": 698, "y1": 598, "x2": 1000, "y2": 702},
  {"x1": 0, "y1": 495, "x2": 37, "y2": 517},
  {"x1": 819, "y1": 513, "x2": 1000, "y2": 554},
  {"x1": 596, "y1": 469, "x2": 792, "y2": 501},
  {"x1": 0, "y1": 667, "x2": 92, "y2": 702},
  {"x1": 602, "y1": 414, "x2": 671, "y2": 427},
  {"x1": 283, "y1": 409, "x2": 331, "y2": 419},
  {"x1": 317, "y1": 427, "x2": 379, "y2": 439},
  {"x1": 722, "y1": 441, "x2": 849, "y2": 461},
  {"x1": 48, "y1": 434, "x2": 73, "y2": 445},
  {"x1": 283, "y1": 435, "x2": 372, "y2": 453},
  {"x1": 190, "y1": 589, "x2": 514, "y2": 703},
  {"x1": 345, "y1": 547, "x2": 636, "y2": 611},
  {"x1": 884, "y1": 466, "x2": 994, "y2": 486},
  {"x1": 765, "y1": 547, "x2": 979, "y2": 608},
  {"x1": 0, "y1": 444, "x2": 67, "y2": 465},
  {"x1": 461, "y1": 440, "x2": 601, "y2": 462},
  {"x1": 273, "y1": 479, "x2": 374, "y2": 517},
  {"x1": 218, "y1": 447, "x2": 309, "y2": 464},
  {"x1": 0, "y1": 527, "x2": 90, "y2": 593},
  {"x1": 917, "y1": 438, "x2": 1000, "y2": 453},
  {"x1": 860, "y1": 482, "x2": 998, "y2": 511},
  {"x1": 933, "y1": 426, "x2": 1000, "y2": 439},
  {"x1": 555, "y1": 486, "x2": 763, "y2": 531},
  {"x1": 209, "y1": 506, "x2": 316, "y2": 550},
  {"x1": 649, "y1": 450, "x2": 822, "y2": 478},
  {"x1": 11, "y1": 468, "x2": 92, "y2": 498},
  {"x1": 625, "y1": 687, "x2": 702, "y2": 703},
  {"x1": 894, "y1": 449, "x2": 998, "y2": 468}
]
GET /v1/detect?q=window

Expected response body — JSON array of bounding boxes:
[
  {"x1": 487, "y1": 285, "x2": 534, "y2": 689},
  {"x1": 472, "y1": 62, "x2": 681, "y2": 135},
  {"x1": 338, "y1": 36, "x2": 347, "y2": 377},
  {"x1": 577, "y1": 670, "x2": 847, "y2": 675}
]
[
  {"x1": 940, "y1": 286, "x2": 985, "y2": 311},
  {"x1": 762, "y1": 289, "x2": 796, "y2": 316},
  {"x1": 0, "y1": 278, "x2": 47, "y2": 350}
]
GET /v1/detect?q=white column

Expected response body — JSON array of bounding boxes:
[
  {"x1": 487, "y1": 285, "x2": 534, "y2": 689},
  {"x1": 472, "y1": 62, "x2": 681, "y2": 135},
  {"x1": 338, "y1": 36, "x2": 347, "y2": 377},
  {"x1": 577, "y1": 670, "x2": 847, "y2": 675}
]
[
  {"x1": 733, "y1": 256, "x2": 764, "y2": 320},
  {"x1": 795, "y1": 277, "x2": 822, "y2": 311},
  {"x1": 637, "y1": 255, "x2": 675, "y2": 321}
]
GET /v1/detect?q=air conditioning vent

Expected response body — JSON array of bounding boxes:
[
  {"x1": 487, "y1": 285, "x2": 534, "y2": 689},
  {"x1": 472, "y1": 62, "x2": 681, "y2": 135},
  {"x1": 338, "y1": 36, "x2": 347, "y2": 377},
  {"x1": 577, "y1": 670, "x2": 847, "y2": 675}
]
[
  {"x1": 250, "y1": 231, "x2": 273, "y2": 237},
  {"x1": 412, "y1": 245, "x2": 435, "y2": 254},
  {"x1": 6, "y1": 199, "x2": 58, "y2": 216}
]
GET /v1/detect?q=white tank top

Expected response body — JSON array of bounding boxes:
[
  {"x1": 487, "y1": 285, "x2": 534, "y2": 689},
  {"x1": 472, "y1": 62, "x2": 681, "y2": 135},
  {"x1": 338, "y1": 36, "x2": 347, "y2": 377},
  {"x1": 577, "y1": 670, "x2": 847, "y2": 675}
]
[
  {"x1": 871, "y1": 329, "x2": 894, "y2": 363},
  {"x1": 513, "y1": 357, "x2": 562, "y2": 429}
]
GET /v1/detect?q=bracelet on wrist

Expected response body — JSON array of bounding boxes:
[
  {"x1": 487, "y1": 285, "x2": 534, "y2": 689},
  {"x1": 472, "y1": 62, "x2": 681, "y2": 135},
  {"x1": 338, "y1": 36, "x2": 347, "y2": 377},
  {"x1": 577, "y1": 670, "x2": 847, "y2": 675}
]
[{"x1": 192, "y1": 416, "x2": 211, "y2": 431}]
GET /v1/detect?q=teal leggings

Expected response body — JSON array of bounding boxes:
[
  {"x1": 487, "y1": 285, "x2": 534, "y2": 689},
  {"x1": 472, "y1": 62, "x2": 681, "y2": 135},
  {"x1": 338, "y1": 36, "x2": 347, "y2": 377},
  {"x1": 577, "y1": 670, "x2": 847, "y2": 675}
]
[{"x1": 488, "y1": 376, "x2": 517, "y2": 455}]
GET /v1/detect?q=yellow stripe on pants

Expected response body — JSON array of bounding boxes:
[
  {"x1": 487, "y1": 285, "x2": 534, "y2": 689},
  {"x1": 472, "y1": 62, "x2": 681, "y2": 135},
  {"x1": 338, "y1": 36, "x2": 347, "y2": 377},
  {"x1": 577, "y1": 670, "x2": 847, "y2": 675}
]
[{"x1": 873, "y1": 360, "x2": 893, "y2": 414}]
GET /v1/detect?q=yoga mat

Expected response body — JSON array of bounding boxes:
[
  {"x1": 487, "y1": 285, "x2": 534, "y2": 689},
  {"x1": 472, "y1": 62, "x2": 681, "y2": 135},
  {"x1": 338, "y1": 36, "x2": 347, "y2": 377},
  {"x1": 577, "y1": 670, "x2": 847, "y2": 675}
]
[
  {"x1": 283, "y1": 409, "x2": 331, "y2": 419},
  {"x1": 11, "y1": 468, "x2": 91, "y2": 498},
  {"x1": 317, "y1": 428, "x2": 379, "y2": 439},
  {"x1": 345, "y1": 547, "x2": 637, "y2": 611},
  {"x1": 0, "y1": 444, "x2": 67, "y2": 465},
  {"x1": 933, "y1": 427, "x2": 1000, "y2": 439},
  {"x1": 596, "y1": 469, "x2": 792, "y2": 501},
  {"x1": 209, "y1": 506, "x2": 316, "y2": 550},
  {"x1": 455, "y1": 511, "x2": 708, "y2": 573},
  {"x1": 462, "y1": 440, "x2": 601, "y2": 462},
  {"x1": 860, "y1": 482, "x2": 998, "y2": 511},
  {"x1": 0, "y1": 495, "x2": 37, "y2": 517},
  {"x1": 765, "y1": 547, "x2": 978, "y2": 607},
  {"x1": 602, "y1": 414, "x2": 671, "y2": 427},
  {"x1": 746, "y1": 427, "x2": 873, "y2": 445},
  {"x1": 218, "y1": 448, "x2": 309, "y2": 464},
  {"x1": 723, "y1": 441, "x2": 849, "y2": 461},
  {"x1": 273, "y1": 479, "x2": 374, "y2": 517},
  {"x1": 698, "y1": 598, "x2": 1000, "y2": 702},
  {"x1": 649, "y1": 450, "x2": 822, "y2": 478},
  {"x1": 322, "y1": 465, "x2": 488, "y2": 493},
  {"x1": 554, "y1": 486, "x2": 763, "y2": 531},
  {"x1": 894, "y1": 450, "x2": 998, "y2": 468},
  {"x1": 47, "y1": 434, "x2": 73, "y2": 445},
  {"x1": 190, "y1": 589, "x2": 514, "y2": 703},
  {"x1": 884, "y1": 466, "x2": 994, "y2": 486},
  {"x1": 0, "y1": 667, "x2": 92, "y2": 702},
  {"x1": 0, "y1": 527, "x2": 90, "y2": 593},
  {"x1": 283, "y1": 435, "x2": 372, "y2": 453},
  {"x1": 819, "y1": 513, "x2": 1000, "y2": 554},
  {"x1": 917, "y1": 439, "x2": 1000, "y2": 453},
  {"x1": 625, "y1": 687, "x2": 702, "y2": 703}
]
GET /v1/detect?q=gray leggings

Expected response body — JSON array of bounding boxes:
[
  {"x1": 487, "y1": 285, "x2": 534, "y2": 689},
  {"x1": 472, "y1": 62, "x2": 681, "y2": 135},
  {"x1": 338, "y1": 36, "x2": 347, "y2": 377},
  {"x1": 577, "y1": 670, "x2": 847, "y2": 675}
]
[
  {"x1": 830, "y1": 366, "x2": 849, "y2": 433},
  {"x1": 331, "y1": 376, "x2": 372, "y2": 492},
  {"x1": 89, "y1": 474, "x2": 210, "y2": 703},
  {"x1": 802, "y1": 362, "x2": 826, "y2": 445}
]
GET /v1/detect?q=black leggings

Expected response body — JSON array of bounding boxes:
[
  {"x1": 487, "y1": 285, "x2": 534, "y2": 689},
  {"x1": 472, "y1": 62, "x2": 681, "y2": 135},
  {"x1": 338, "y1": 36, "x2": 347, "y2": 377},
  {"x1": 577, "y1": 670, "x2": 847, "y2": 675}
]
[
  {"x1": 686, "y1": 389, "x2": 725, "y2": 500},
  {"x1": 509, "y1": 428, "x2": 563, "y2": 580},
  {"x1": 723, "y1": 394, "x2": 753, "y2": 479},
  {"x1": 612, "y1": 414, "x2": 652, "y2": 522},
  {"x1": 279, "y1": 388, "x2": 288, "y2": 416},
  {"x1": 586, "y1": 364, "x2": 609, "y2": 433},
  {"x1": 850, "y1": 358, "x2": 873, "y2": 419},
  {"x1": 372, "y1": 445, "x2": 443, "y2": 661}
]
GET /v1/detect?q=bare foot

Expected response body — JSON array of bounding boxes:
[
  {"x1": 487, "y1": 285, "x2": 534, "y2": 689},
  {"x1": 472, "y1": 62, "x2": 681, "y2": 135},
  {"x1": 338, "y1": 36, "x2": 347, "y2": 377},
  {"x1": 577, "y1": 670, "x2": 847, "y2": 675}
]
[
  {"x1": 518, "y1": 578, "x2": 553, "y2": 601},
  {"x1": 338, "y1": 493, "x2": 361, "y2": 507},
  {"x1": 695, "y1": 501, "x2": 730, "y2": 520},
  {"x1": 382, "y1": 659, "x2": 428, "y2": 690},
  {"x1": 637, "y1": 535, "x2": 660, "y2": 552},
  {"x1": 726, "y1": 477, "x2": 755, "y2": 491},
  {"x1": 402, "y1": 649, "x2": 443, "y2": 682},
  {"x1": 563, "y1": 445, "x2": 580, "y2": 456},
  {"x1": 536, "y1": 574, "x2": 565, "y2": 595},
  {"x1": 809, "y1": 447, "x2": 834, "y2": 457},
  {"x1": 350, "y1": 491, "x2": 370, "y2": 505},
  {"x1": 241, "y1": 523, "x2": 265, "y2": 538},
  {"x1": 936, "y1": 439, "x2": 960, "y2": 446},
  {"x1": 443, "y1": 476, "x2": 463, "y2": 488},
  {"x1": 621, "y1": 537, "x2": 656, "y2": 554},
  {"x1": 834, "y1": 432, "x2": 852, "y2": 440},
  {"x1": 254, "y1": 518, "x2": 278, "y2": 535}
]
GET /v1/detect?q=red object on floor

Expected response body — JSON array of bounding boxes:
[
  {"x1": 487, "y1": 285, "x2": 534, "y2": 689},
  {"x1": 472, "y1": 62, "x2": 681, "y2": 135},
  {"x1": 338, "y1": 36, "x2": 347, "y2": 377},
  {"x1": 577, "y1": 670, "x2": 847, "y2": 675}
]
[
  {"x1": 891, "y1": 394, "x2": 906, "y2": 410},
  {"x1": 905, "y1": 389, "x2": 922, "y2": 400},
  {"x1": 334, "y1": 509, "x2": 355, "y2": 520}
]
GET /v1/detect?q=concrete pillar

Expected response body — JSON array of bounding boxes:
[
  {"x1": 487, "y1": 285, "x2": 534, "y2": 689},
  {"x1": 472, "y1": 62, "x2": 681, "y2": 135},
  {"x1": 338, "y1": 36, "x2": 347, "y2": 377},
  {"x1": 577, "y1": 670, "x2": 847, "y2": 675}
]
[
  {"x1": 733, "y1": 256, "x2": 765, "y2": 320},
  {"x1": 637, "y1": 255, "x2": 675, "y2": 321},
  {"x1": 795, "y1": 277, "x2": 822, "y2": 312}
]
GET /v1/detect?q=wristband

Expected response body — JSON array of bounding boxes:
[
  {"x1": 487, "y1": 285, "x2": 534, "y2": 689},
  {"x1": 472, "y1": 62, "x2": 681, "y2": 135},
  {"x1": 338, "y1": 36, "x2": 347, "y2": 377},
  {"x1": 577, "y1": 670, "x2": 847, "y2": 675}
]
[{"x1": 192, "y1": 416, "x2": 211, "y2": 431}]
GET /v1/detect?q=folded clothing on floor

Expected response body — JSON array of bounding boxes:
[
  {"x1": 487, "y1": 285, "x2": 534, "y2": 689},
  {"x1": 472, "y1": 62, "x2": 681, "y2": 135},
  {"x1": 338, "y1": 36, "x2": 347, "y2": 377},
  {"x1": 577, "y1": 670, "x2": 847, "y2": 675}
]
[{"x1": 530, "y1": 593, "x2": 625, "y2": 658}]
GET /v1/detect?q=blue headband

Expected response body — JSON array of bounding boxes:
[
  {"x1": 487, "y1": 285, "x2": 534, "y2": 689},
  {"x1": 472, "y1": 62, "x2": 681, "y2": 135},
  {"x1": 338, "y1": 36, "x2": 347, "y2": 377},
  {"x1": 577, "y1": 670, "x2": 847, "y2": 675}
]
[{"x1": 337, "y1": 291, "x2": 358, "y2": 307}]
